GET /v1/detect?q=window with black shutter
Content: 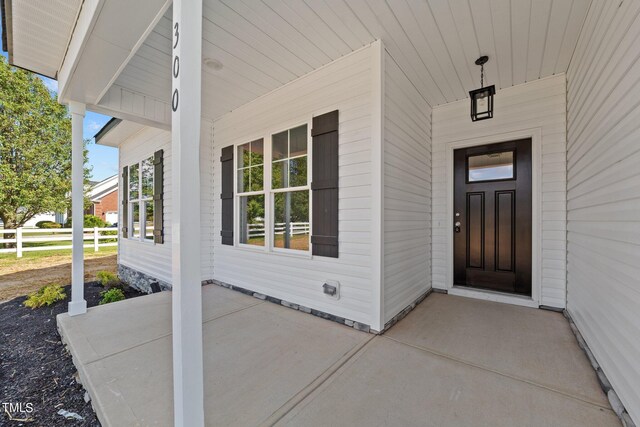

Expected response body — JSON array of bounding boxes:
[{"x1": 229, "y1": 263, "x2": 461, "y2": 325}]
[
  {"x1": 124, "y1": 152, "x2": 164, "y2": 244},
  {"x1": 221, "y1": 110, "x2": 338, "y2": 257}
]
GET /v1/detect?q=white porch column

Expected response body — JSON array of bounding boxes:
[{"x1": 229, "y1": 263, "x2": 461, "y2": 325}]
[
  {"x1": 68, "y1": 101, "x2": 87, "y2": 316},
  {"x1": 171, "y1": 0, "x2": 204, "y2": 426}
]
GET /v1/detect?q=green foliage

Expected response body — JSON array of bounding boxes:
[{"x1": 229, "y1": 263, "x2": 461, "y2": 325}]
[
  {"x1": 84, "y1": 214, "x2": 107, "y2": 228},
  {"x1": 96, "y1": 270, "x2": 121, "y2": 288},
  {"x1": 65, "y1": 214, "x2": 106, "y2": 228},
  {"x1": 23, "y1": 284, "x2": 66, "y2": 309},
  {"x1": 99, "y1": 288, "x2": 125, "y2": 305},
  {"x1": 0, "y1": 57, "x2": 92, "y2": 229},
  {"x1": 35, "y1": 220, "x2": 61, "y2": 229}
]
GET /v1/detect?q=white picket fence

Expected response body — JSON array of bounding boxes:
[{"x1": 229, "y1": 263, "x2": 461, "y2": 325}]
[
  {"x1": 0, "y1": 227, "x2": 118, "y2": 257},
  {"x1": 247, "y1": 222, "x2": 309, "y2": 238}
]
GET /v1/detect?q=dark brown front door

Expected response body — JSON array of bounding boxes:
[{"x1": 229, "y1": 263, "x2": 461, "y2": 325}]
[{"x1": 453, "y1": 139, "x2": 532, "y2": 295}]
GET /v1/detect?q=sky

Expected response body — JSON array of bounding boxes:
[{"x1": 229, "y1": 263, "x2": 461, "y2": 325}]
[{"x1": 0, "y1": 21, "x2": 118, "y2": 182}]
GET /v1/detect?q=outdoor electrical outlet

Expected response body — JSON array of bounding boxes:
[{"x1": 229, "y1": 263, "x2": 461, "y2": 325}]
[{"x1": 323, "y1": 281, "x2": 340, "y2": 300}]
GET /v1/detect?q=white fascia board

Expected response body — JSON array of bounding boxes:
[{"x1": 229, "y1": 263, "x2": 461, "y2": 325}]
[
  {"x1": 58, "y1": 0, "x2": 104, "y2": 104},
  {"x1": 88, "y1": 104, "x2": 170, "y2": 132}
]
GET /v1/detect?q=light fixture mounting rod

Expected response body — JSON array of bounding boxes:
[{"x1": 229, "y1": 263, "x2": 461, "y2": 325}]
[{"x1": 475, "y1": 56, "x2": 489, "y2": 87}]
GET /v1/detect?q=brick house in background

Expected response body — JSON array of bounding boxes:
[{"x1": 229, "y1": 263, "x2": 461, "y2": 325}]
[{"x1": 85, "y1": 175, "x2": 118, "y2": 224}]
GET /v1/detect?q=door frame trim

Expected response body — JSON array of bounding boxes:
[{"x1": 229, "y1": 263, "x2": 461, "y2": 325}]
[{"x1": 444, "y1": 128, "x2": 542, "y2": 307}]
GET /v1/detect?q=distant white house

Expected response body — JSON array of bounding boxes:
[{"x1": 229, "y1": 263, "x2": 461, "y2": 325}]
[
  {"x1": 20, "y1": 212, "x2": 66, "y2": 228},
  {"x1": 0, "y1": 176, "x2": 118, "y2": 228}
]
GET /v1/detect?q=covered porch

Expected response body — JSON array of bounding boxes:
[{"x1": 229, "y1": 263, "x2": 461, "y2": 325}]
[
  {"x1": 57, "y1": 284, "x2": 617, "y2": 426},
  {"x1": 3, "y1": 0, "x2": 640, "y2": 425}
]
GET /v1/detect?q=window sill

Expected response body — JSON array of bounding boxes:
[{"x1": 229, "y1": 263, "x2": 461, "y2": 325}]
[
  {"x1": 233, "y1": 244, "x2": 313, "y2": 260},
  {"x1": 125, "y1": 238, "x2": 156, "y2": 246}
]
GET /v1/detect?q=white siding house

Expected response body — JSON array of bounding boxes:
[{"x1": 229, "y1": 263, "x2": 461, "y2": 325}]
[
  {"x1": 5, "y1": 0, "x2": 640, "y2": 424},
  {"x1": 566, "y1": 0, "x2": 640, "y2": 419}
]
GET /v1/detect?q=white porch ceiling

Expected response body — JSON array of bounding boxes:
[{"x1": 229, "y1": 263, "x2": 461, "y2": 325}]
[
  {"x1": 109, "y1": 0, "x2": 592, "y2": 120},
  {"x1": 3, "y1": 0, "x2": 82, "y2": 78}
]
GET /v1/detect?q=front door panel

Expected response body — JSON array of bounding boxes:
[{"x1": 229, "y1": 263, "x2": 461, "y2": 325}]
[{"x1": 453, "y1": 139, "x2": 532, "y2": 295}]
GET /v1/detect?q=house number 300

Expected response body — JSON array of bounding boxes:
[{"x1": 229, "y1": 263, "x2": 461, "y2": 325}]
[{"x1": 172, "y1": 22, "x2": 180, "y2": 112}]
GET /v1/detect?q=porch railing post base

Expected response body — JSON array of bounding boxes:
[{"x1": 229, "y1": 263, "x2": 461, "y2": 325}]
[{"x1": 68, "y1": 300, "x2": 87, "y2": 317}]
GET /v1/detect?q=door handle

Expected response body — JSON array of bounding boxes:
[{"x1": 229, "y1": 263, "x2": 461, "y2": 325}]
[{"x1": 455, "y1": 221, "x2": 461, "y2": 233}]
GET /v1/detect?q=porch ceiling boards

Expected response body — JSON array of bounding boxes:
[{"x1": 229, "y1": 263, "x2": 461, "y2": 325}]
[
  {"x1": 2, "y1": 0, "x2": 82, "y2": 78},
  {"x1": 106, "y1": 0, "x2": 591, "y2": 120}
]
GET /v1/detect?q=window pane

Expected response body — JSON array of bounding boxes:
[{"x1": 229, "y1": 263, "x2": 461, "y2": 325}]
[
  {"x1": 145, "y1": 202, "x2": 154, "y2": 241},
  {"x1": 129, "y1": 164, "x2": 139, "y2": 200},
  {"x1": 250, "y1": 139, "x2": 264, "y2": 166},
  {"x1": 131, "y1": 202, "x2": 140, "y2": 238},
  {"x1": 273, "y1": 190, "x2": 309, "y2": 251},
  {"x1": 238, "y1": 143, "x2": 250, "y2": 168},
  {"x1": 250, "y1": 165, "x2": 264, "y2": 191},
  {"x1": 468, "y1": 151, "x2": 514, "y2": 182},
  {"x1": 272, "y1": 131, "x2": 288, "y2": 161},
  {"x1": 289, "y1": 125, "x2": 307, "y2": 157},
  {"x1": 272, "y1": 159, "x2": 288, "y2": 189},
  {"x1": 142, "y1": 157, "x2": 154, "y2": 198},
  {"x1": 238, "y1": 168, "x2": 250, "y2": 193},
  {"x1": 239, "y1": 195, "x2": 265, "y2": 246},
  {"x1": 289, "y1": 156, "x2": 307, "y2": 188}
]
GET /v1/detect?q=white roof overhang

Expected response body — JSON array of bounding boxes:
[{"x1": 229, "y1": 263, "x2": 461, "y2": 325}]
[
  {"x1": 2, "y1": 0, "x2": 82, "y2": 79},
  {"x1": 94, "y1": 118, "x2": 146, "y2": 148}
]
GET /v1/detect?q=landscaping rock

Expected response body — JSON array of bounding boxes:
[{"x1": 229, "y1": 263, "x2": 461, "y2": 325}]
[
  {"x1": 622, "y1": 412, "x2": 636, "y2": 427},
  {"x1": 608, "y1": 389, "x2": 625, "y2": 417},
  {"x1": 281, "y1": 300, "x2": 299, "y2": 310},
  {"x1": 57, "y1": 409, "x2": 84, "y2": 421}
]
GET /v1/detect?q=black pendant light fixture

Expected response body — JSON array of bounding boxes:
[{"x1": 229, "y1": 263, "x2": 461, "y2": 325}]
[{"x1": 469, "y1": 56, "x2": 495, "y2": 122}]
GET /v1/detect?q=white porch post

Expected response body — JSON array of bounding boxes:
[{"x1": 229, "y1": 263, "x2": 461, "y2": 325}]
[
  {"x1": 68, "y1": 101, "x2": 87, "y2": 316},
  {"x1": 171, "y1": 0, "x2": 204, "y2": 426}
]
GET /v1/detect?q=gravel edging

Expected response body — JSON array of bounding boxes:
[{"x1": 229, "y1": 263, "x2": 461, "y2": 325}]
[{"x1": 564, "y1": 310, "x2": 636, "y2": 427}]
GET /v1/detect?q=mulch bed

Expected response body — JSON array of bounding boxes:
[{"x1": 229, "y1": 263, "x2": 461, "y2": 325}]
[{"x1": 0, "y1": 282, "x2": 144, "y2": 426}]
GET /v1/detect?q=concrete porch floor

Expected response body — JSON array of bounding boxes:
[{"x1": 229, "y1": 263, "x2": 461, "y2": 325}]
[{"x1": 57, "y1": 285, "x2": 619, "y2": 426}]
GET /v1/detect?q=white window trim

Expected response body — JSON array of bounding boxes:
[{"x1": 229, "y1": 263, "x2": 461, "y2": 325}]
[
  {"x1": 234, "y1": 119, "x2": 313, "y2": 257},
  {"x1": 128, "y1": 157, "x2": 155, "y2": 244}
]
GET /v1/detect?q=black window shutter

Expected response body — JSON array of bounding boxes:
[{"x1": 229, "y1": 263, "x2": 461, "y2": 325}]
[
  {"x1": 153, "y1": 150, "x2": 164, "y2": 244},
  {"x1": 220, "y1": 145, "x2": 234, "y2": 245},
  {"x1": 121, "y1": 166, "x2": 129, "y2": 238},
  {"x1": 311, "y1": 110, "x2": 339, "y2": 258}
]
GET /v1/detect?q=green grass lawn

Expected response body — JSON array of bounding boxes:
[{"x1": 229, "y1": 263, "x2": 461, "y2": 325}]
[{"x1": 0, "y1": 244, "x2": 117, "y2": 262}]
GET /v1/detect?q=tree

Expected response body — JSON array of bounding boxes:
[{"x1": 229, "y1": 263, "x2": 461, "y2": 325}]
[{"x1": 0, "y1": 57, "x2": 90, "y2": 230}]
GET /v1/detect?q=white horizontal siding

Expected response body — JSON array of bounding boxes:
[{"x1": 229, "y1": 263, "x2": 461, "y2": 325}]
[
  {"x1": 567, "y1": 0, "x2": 640, "y2": 423},
  {"x1": 431, "y1": 75, "x2": 567, "y2": 308},
  {"x1": 383, "y1": 50, "x2": 432, "y2": 323},
  {"x1": 118, "y1": 123, "x2": 214, "y2": 284},
  {"x1": 212, "y1": 45, "x2": 375, "y2": 326}
]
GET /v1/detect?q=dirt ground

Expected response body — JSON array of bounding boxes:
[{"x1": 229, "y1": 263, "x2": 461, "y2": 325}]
[
  {"x1": 0, "y1": 254, "x2": 117, "y2": 302},
  {"x1": 0, "y1": 282, "x2": 143, "y2": 426}
]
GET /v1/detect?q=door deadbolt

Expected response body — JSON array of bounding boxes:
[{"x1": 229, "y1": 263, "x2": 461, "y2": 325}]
[{"x1": 455, "y1": 221, "x2": 461, "y2": 233}]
